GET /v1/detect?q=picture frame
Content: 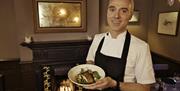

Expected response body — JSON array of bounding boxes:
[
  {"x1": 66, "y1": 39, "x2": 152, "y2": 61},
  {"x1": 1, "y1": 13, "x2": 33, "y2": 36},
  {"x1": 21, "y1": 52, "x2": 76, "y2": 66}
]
[
  {"x1": 157, "y1": 11, "x2": 179, "y2": 36},
  {"x1": 33, "y1": 0, "x2": 87, "y2": 33},
  {"x1": 129, "y1": 11, "x2": 140, "y2": 24}
]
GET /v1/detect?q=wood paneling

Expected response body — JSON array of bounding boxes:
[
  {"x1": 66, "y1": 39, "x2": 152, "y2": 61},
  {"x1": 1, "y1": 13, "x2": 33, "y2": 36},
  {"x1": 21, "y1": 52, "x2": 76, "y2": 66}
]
[
  {"x1": 0, "y1": 60, "x2": 22, "y2": 91},
  {"x1": 20, "y1": 62, "x2": 37, "y2": 91},
  {"x1": 152, "y1": 52, "x2": 180, "y2": 78}
]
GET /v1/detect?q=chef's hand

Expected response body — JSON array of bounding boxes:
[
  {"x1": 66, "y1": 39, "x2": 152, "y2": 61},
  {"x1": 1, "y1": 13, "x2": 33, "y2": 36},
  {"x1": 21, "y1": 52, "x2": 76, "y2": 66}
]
[{"x1": 84, "y1": 77, "x2": 117, "y2": 90}]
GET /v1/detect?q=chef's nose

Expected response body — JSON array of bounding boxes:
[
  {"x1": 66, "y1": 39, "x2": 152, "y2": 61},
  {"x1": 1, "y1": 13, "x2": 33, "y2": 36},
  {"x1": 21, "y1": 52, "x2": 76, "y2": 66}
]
[{"x1": 114, "y1": 10, "x2": 120, "y2": 19}]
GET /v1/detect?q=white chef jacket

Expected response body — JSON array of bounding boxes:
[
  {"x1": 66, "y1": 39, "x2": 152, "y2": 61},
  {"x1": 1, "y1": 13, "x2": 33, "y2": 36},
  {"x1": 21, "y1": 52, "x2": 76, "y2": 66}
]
[{"x1": 86, "y1": 31, "x2": 156, "y2": 84}]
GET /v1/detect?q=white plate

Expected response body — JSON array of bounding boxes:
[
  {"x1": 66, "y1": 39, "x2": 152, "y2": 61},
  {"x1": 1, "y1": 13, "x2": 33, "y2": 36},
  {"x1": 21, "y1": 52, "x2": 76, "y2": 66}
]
[{"x1": 68, "y1": 64, "x2": 105, "y2": 87}]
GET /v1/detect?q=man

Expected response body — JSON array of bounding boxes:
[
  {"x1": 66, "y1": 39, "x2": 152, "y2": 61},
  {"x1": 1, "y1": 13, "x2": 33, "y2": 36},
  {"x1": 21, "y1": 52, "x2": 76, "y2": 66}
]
[{"x1": 85, "y1": 0, "x2": 156, "y2": 91}]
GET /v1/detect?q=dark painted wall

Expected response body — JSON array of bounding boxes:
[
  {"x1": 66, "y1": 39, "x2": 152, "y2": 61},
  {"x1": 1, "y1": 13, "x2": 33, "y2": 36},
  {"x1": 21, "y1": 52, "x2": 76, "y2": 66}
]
[{"x1": 148, "y1": 0, "x2": 180, "y2": 61}]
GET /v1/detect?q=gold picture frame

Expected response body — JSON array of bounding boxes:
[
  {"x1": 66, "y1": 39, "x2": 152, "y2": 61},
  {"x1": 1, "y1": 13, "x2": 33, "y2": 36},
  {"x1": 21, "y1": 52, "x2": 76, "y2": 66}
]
[
  {"x1": 157, "y1": 11, "x2": 179, "y2": 36},
  {"x1": 33, "y1": 0, "x2": 87, "y2": 33},
  {"x1": 129, "y1": 11, "x2": 140, "y2": 24}
]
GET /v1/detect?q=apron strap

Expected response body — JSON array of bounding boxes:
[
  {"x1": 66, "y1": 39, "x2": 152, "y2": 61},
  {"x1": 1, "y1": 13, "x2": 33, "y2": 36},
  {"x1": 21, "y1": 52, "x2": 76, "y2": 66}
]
[
  {"x1": 119, "y1": 31, "x2": 131, "y2": 82},
  {"x1": 121, "y1": 31, "x2": 131, "y2": 60},
  {"x1": 96, "y1": 37, "x2": 105, "y2": 52}
]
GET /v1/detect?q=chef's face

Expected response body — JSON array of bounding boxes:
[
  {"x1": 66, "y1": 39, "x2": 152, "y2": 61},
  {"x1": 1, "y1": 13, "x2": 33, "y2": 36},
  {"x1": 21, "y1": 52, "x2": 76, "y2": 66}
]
[{"x1": 107, "y1": 0, "x2": 133, "y2": 32}]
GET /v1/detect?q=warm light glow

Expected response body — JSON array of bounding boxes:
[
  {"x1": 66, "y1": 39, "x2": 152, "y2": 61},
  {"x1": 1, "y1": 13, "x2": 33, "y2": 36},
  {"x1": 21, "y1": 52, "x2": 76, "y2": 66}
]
[
  {"x1": 167, "y1": 0, "x2": 175, "y2": 6},
  {"x1": 38, "y1": 5, "x2": 43, "y2": 19},
  {"x1": 58, "y1": 8, "x2": 67, "y2": 16},
  {"x1": 130, "y1": 15, "x2": 137, "y2": 22},
  {"x1": 59, "y1": 79, "x2": 74, "y2": 91},
  {"x1": 73, "y1": 17, "x2": 80, "y2": 23},
  {"x1": 37, "y1": 2, "x2": 82, "y2": 27},
  {"x1": 59, "y1": 86, "x2": 71, "y2": 91}
]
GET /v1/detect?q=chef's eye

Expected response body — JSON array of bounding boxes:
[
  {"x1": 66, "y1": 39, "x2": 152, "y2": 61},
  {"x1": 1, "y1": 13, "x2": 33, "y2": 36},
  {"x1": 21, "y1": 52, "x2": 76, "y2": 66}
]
[
  {"x1": 120, "y1": 8, "x2": 129, "y2": 14},
  {"x1": 108, "y1": 6, "x2": 116, "y2": 12}
]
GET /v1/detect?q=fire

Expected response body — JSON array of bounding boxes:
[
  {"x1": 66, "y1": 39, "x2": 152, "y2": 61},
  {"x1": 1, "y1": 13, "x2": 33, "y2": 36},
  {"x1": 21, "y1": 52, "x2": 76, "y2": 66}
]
[
  {"x1": 60, "y1": 86, "x2": 71, "y2": 91},
  {"x1": 59, "y1": 79, "x2": 74, "y2": 91}
]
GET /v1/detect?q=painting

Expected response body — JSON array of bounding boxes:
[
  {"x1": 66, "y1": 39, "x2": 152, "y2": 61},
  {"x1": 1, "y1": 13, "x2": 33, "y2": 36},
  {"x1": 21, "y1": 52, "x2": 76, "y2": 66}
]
[
  {"x1": 157, "y1": 11, "x2": 179, "y2": 36},
  {"x1": 129, "y1": 11, "x2": 140, "y2": 24},
  {"x1": 33, "y1": 0, "x2": 87, "y2": 33}
]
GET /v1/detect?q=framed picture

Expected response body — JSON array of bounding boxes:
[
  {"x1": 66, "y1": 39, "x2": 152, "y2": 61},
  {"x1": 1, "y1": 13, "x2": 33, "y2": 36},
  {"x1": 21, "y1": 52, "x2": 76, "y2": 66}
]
[
  {"x1": 33, "y1": 0, "x2": 87, "y2": 33},
  {"x1": 157, "y1": 11, "x2": 179, "y2": 36},
  {"x1": 129, "y1": 11, "x2": 140, "y2": 24}
]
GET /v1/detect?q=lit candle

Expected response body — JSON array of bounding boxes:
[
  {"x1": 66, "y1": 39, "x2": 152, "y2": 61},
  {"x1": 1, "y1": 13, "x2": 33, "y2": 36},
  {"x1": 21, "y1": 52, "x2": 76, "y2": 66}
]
[
  {"x1": 65, "y1": 87, "x2": 68, "y2": 91},
  {"x1": 68, "y1": 87, "x2": 71, "y2": 91},
  {"x1": 60, "y1": 86, "x2": 64, "y2": 91}
]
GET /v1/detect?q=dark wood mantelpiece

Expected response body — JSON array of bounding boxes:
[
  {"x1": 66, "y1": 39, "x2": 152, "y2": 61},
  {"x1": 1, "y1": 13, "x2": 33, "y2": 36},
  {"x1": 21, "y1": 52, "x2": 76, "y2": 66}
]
[
  {"x1": 21, "y1": 40, "x2": 92, "y2": 63},
  {"x1": 21, "y1": 39, "x2": 92, "y2": 49},
  {"x1": 21, "y1": 39, "x2": 92, "y2": 76}
]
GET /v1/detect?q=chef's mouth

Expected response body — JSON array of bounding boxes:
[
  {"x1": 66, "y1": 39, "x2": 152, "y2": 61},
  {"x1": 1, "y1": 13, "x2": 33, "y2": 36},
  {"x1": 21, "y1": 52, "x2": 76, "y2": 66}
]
[
  {"x1": 111, "y1": 20, "x2": 121, "y2": 25},
  {"x1": 112, "y1": 22, "x2": 121, "y2": 25}
]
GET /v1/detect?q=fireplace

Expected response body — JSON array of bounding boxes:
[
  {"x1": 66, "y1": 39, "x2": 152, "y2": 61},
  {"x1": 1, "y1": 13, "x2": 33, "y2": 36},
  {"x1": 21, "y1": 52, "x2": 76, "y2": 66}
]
[{"x1": 21, "y1": 40, "x2": 92, "y2": 91}]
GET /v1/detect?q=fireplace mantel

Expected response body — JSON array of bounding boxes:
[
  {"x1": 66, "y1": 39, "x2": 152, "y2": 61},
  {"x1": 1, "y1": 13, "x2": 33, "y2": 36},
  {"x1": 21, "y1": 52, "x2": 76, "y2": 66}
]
[
  {"x1": 21, "y1": 40, "x2": 92, "y2": 91},
  {"x1": 21, "y1": 39, "x2": 91, "y2": 49},
  {"x1": 21, "y1": 40, "x2": 92, "y2": 64}
]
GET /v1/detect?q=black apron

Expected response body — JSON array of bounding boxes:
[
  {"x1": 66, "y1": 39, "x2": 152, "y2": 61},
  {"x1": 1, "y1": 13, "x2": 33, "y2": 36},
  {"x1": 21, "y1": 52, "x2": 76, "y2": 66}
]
[{"x1": 94, "y1": 32, "x2": 131, "y2": 91}]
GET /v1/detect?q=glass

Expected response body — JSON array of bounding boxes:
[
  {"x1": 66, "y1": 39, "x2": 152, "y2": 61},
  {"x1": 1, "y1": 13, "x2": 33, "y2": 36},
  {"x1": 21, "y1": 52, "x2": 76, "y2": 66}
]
[
  {"x1": 33, "y1": 0, "x2": 87, "y2": 33},
  {"x1": 38, "y1": 2, "x2": 81, "y2": 28}
]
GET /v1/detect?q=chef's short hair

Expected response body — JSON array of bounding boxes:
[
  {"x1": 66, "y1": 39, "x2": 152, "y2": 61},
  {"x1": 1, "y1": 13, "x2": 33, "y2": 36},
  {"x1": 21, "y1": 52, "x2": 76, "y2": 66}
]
[
  {"x1": 129, "y1": 0, "x2": 134, "y2": 13},
  {"x1": 108, "y1": 0, "x2": 134, "y2": 14}
]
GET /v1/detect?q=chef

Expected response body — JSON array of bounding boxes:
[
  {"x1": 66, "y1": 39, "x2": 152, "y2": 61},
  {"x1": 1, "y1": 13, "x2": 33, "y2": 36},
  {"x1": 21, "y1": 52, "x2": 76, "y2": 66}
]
[{"x1": 85, "y1": 0, "x2": 156, "y2": 91}]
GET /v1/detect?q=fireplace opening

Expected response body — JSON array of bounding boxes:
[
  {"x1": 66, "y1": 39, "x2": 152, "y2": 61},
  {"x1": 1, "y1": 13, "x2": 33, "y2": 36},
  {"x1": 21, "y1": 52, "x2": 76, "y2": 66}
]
[
  {"x1": 21, "y1": 40, "x2": 92, "y2": 91},
  {"x1": 53, "y1": 65, "x2": 91, "y2": 91},
  {"x1": 41, "y1": 65, "x2": 87, "y2": 91},
  {"x1": 55, "y1": 75, "x2": 74, "y2": 91},
  {"x1": 55, "y1": 76, "x2": 85, "y2": 91},
  {"x1": 54, "y1": 75, "x2": 86, "y2": 91}
]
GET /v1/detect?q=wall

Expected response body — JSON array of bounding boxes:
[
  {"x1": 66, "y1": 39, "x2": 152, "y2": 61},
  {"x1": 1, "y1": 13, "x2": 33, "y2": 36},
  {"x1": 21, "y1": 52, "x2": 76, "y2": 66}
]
[
  {"x1": 0, "y1": 0, "x2": 19, "y2": 59},
  {"x1": 1, "y1": 0, "x2": 180, "y2": 62},
  {"x1": 12, "y1": 0, "x2": 100, "y2": 61},
  {"x1": 148, "y1": 0, "x2": 180, "y2": 61},
  {"x1": 99, "y1": 0, "x2": 151, "y2": 41}
]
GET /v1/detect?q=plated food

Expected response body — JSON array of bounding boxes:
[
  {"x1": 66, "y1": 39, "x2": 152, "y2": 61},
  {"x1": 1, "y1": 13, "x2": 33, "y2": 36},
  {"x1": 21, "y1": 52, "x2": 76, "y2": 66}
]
[
  {"x1": 76, "y1": 68, "x2": 101, "y2": 84},
  {"x1": 68, "y1": 64, "x2": 105, "y2": 87}
]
